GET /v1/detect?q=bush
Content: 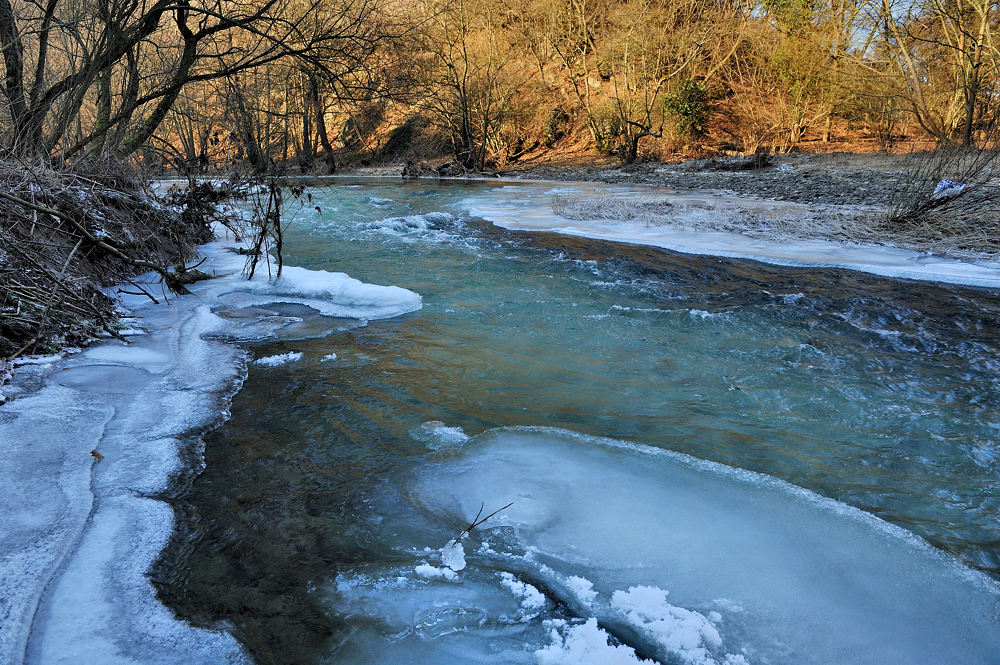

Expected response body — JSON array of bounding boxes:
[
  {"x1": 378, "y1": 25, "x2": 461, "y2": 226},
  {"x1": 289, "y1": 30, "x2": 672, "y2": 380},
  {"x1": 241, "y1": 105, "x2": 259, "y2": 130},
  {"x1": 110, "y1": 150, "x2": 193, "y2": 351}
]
[{"x1": 664, "y1": 78, "x2": 712, "y2": 138}]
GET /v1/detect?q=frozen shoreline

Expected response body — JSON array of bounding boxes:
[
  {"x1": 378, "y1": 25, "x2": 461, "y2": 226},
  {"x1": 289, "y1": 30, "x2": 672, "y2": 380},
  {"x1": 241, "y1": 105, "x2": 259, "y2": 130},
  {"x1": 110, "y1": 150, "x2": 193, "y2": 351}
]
[
  {"x1": 459, "y1": 180, "x2": 1000, "y2": 289},
  {"x1": 0, "y1": 234, "x2": 421, "y2": 665},
  {"x1": 279, "y1": 173, "x2": 1000, "y2": 288}
]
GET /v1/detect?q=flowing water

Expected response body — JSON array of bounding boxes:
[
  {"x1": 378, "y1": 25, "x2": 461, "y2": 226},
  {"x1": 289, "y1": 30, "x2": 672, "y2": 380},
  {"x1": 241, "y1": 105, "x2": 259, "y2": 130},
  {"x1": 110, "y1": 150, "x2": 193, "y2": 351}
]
[{"x1": 155, "y1": 179, "x2": 1000, "y2": 665}]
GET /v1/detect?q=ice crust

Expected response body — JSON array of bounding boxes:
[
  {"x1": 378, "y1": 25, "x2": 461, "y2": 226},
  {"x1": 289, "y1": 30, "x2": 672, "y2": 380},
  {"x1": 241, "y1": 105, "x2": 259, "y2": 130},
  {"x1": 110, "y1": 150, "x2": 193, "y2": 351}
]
[
  {"x1": 410, "y1": 420, "x2": 471, "y2": 450},
  {"x1": 462, "y1": 183, "x2": 1000, "y2": 288},
  {"x1": 0, "y1": 233, "x2": 421, "y2": 665},
  {"x1": 234, "y1": 264, "x2": 421, "y2": 319},
  {"x1": 400, "y1": 427, "x2": 1000, "y2": 665}
]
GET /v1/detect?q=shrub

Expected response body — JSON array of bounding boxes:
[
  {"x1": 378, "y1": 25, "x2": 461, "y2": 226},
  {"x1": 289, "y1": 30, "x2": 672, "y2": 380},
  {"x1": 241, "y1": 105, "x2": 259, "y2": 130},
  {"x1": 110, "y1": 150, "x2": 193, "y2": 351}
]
[{"x1": 664, "y1": 78, "x2": 712, "y2": 138}]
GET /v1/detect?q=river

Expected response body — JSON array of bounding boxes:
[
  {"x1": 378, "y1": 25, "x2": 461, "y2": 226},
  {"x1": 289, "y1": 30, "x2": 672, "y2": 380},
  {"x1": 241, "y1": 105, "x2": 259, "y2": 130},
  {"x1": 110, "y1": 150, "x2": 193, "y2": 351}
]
[{"x1": 155, "y1": 179, "x2": 1000, "y2": 665}]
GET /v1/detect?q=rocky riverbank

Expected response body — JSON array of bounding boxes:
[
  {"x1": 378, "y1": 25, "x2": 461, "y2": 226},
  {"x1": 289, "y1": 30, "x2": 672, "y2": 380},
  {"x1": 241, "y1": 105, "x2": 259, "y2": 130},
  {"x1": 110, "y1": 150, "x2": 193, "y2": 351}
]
[{"x1": 499, "y1": 152, "x2": 914, "y2": 207}]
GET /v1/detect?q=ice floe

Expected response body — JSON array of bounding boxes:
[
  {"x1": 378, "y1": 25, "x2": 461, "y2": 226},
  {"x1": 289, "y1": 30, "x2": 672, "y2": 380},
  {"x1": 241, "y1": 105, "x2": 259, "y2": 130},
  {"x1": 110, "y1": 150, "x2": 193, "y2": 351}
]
[{"x1": 320, "y1": 426, "x2": 1000, "y2": 665}]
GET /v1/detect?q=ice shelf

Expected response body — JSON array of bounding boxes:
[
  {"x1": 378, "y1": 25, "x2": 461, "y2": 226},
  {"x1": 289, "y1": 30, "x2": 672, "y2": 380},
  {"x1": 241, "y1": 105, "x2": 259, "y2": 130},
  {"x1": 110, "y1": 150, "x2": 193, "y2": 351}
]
[{"x1": 0, "y1": 233, "x2": 421, "y2": 665}]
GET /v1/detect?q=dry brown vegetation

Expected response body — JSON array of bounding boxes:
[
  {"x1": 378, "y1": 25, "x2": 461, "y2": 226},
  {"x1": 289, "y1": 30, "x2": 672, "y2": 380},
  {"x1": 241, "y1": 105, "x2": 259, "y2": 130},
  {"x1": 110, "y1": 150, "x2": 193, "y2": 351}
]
[
  {"x1": 0, "y1": 162, "x2": 239, "y2": 360},
  {"x1": 2, "y1": 0, "x2": 999, "y2": 170}
]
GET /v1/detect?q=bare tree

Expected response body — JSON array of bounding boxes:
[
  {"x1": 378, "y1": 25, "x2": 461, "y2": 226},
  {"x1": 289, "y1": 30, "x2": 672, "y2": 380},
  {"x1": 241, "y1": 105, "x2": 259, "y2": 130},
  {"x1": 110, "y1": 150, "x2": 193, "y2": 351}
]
[{"x1": 0, "y1": 0, "x2": 392, "y2": 161}]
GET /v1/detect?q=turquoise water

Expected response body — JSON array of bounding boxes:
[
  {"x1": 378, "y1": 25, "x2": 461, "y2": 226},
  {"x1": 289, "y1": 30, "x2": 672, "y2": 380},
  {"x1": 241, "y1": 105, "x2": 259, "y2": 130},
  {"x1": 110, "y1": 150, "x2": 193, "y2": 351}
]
[{"x1": 157, "y1": 179, "x2": 1000, "y2": 664}]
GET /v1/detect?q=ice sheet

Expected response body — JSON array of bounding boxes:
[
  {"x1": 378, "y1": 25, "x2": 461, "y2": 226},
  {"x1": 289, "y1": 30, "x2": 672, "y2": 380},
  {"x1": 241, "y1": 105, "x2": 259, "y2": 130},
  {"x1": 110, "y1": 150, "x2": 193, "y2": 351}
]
[
  {"x1": 462, "y1": 183, "x2": 1000, "y2": 288},
  {"x1": 233, "y1": 264, "x2": 422, "y2": 319},
  {"x1": 404, "y1": 427, "x2": 1000, "y2": 665},
  {"x1": 1, "y1": 231, "x2": 422, "y2": 664}
]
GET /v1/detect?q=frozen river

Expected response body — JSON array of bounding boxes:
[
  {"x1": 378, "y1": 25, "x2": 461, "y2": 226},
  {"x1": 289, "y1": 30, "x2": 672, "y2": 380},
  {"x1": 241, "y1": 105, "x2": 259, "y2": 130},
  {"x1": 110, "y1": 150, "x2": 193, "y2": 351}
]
[
  {"x1": 165, "y1": 180, "x2": 1000, "y2": 664},
  {"x1": 4, "y1": 178, "x2": 1000, "y2": 665}
]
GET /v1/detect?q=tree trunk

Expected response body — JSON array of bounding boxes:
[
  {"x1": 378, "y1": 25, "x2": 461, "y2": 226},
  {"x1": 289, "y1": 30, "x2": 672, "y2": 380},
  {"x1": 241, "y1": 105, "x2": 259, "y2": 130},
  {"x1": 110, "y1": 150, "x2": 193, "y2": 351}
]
[
  {"x1": 310, "y1": 76, "x2": 336, "y2": 173},
  {"x1": 961, "y1": 76, "x2": 977, "y2": 147},
  {"x1": 0, "y1": 0, "x2": 30, "y2": 153}
]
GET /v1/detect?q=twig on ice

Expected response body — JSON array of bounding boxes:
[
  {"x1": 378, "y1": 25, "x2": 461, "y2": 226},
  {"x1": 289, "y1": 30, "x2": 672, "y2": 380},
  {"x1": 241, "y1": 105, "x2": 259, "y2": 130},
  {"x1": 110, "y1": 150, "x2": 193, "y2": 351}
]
[{"x1": 447, "y1": 501, "x2": 514, "y2": 548}]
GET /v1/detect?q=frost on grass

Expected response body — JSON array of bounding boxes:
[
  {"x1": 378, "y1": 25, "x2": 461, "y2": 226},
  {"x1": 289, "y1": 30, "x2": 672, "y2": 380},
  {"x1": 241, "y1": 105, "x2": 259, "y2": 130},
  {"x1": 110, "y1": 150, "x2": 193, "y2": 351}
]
[
  {"x1": 553, "y1": 194, "x2": 877, "y2": 247},
  {"x1": 535, "y1": 618, "x2": 656, "y2": 665}
]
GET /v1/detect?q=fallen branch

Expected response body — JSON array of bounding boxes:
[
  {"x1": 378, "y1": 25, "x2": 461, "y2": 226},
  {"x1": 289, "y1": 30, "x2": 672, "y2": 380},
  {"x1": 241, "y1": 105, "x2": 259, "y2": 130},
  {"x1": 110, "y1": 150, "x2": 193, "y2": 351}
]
[{"x1": 447, "y1": 501, "x2": 514, "y2": 549}]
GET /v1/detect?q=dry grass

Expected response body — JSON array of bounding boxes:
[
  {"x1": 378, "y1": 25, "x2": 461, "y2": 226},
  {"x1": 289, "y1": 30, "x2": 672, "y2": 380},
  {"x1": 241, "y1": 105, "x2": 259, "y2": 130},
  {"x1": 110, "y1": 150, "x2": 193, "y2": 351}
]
[{"x1": 879, "y1": 147, "x2": 1000, "y2": 257}]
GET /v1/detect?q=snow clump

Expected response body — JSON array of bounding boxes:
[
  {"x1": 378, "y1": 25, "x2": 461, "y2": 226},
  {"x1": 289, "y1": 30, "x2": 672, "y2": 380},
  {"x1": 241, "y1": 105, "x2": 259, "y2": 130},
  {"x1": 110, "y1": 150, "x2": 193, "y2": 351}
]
[
  {"x1": 255, "y1": 352, "x2": 303, "y2": 366},
  {"x1": 500, "y1": 572, "x2": 547, "y2": 612},
  {"x1": 534, "y1": 618, "x2": 657, "y2": 665},
  {"x1": 440, "y1": 539, "x2": 467, "y2": 571},
  {"x1": 565, "y1": 575, "x2": 598, "y2": 605},
  {"x1": 414, "y1": 563, "x2": 458, "y2": 581},
  {"x1": 611, "y1": 585, "x2": 730, "y2": 665}
]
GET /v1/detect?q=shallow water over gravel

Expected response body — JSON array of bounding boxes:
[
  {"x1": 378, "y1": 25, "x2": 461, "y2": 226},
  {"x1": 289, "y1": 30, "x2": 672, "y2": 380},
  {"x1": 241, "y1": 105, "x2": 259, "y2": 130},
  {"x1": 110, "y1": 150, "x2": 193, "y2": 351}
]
[{"x1": 157, "y1": 179, "x2": 1000, "y2": 665}]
